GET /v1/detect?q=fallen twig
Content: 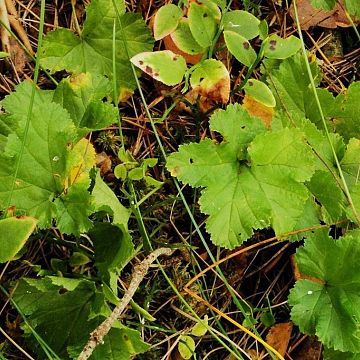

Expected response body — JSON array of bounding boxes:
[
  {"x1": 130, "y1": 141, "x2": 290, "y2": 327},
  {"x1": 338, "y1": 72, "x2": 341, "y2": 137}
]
[{"x1": 77, "y1": 247, "x2": 173, "y2": 360}]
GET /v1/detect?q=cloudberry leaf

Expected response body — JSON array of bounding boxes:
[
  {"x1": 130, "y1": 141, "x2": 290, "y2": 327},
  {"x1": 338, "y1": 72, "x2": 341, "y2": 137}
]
[
  {"x1": 0, "y1": 81, "x2": 76, "y2": 227},
  {"x1": 330, "y1": 82, "x2": 360, "y2": 141},
  {"x1": 167, "y1": 105, "x2": 316, "y2": 248},
  {"x1": 52, "y1": 73, "x2": 118, "y2": 138},
  {"x1": 289, "y1": 231, "x2": 360, "y2": 353},
  {"x1": 41, "y1": 0, "x2": 153, "y2": 98}
]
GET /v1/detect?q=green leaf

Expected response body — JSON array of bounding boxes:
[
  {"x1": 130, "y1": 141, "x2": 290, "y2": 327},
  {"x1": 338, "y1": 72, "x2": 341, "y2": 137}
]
[
  {"x1": 223, "y1": 10, "x2": 260, "y2": 40},
  {"x1": 52, "y1": 73, "x2": 117, "y2": 137},
  {"x1": 0, "y1": 81, "x2": 76, "y2": 227},
  {"x1": 167, "y1": 105, "x2": 316, "y2": 248},
  {"x1": 345, "y1": 0, "x2": 360, "y2": 19},
  {"x1": 264, "y1": 54, "x2": 323, "y2": 121},
  {"x1": 0, "y1": 51, "x2": 9, "y2": 58},
  {"x1": 69, "y1": 252, "x2": 91, "y2": 266},
  {"x1": 0, "y1": 216, "x2": 37, "y2": 263},
  {"x1": 310, "y1": 0, "x2": 336, "y2": 10},
  {"x1": 264, "y1": 34, "x2": 301, "y2": 59},
  {"x1": 88, "y1": 326, "x2": 150, "y2": 359},
  {"x1": 13, "y1": 278, "x2": 102, "y2": 358},
  {"x1": 178, "y1": 335, "x2": 195, "y2": 359},
  {"x1": 92, "y1": 172, "x2": 130, "y2": 228},
  {"x1": 191, "y1": 315, "x2": 208, "y2": 336},
  {"x1": 41, "y1": 0, "x2": 153, "y2": 97},
  {"x1": 153, "y1": 4, "x2": 182, "y2": 40},
  {"x1": 244, "y1": 79, "x2": 276, "y2": 107},
  {"x1": 306, "y1": 170, "x2": 345, "y2": 222},
  {"x1": 171, "y1": 18, "x2": 205, "y2": 55},
  {"x1": 188, "y1": 2, "x2": 217, "y2": 48},
  {"x1": 89, "y1": 222, "x2": 134, "y2": 289},
  {"x1": 54, "y1": 182, "x2": 94, "y2": 236},
  {"x1": 224, "y1": 31, "x2": 257, "y2": 67},
  {"x1": 131, "y1": 50, "x2": 187, "y2": 86},
  {"x1": 329, "y1": 82, "x2": 360, "y2": 141},
  {"x1": 289, "y1": 231, "x2": 360, "y2": 353},
  {"x1": 260, "y1": 312, "x2": 275, "y2": 327},
  {"x1": 324, "y1": 347, "x2": 360, "y2": 360}
]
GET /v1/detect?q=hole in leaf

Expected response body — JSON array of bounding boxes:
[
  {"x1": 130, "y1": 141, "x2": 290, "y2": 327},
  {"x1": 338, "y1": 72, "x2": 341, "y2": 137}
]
[
  {"x1": 243, "y1": 42, "x2": 250, "y2": 50},
  {"x1": 270, "y1": 40, "x2": 277, "y2": 46},
  {"x1": 123, "y1": 334, "x2": 129, "y2": 341},
  {"x1": 203, "y1": 13, "x2": 208, "y2": 17},
  {"x1": 189, "y1": 158, "x2": 194, "y2": 164},
  {"x1": 145, "y1": 65, "x2": 153, "y2": 75},
  {"x1": 58, "y1": 288, "x2": 68, "y2": 295},
  {"x1": 269, "y1": 45, "x2": 276, "y2": 51},
  {"x1": 139, "y1": 60, "x2": 144, "y2": 65},
  {"x1": 248, "y1": 81, "x2": 253, "y2": 86},
  {"x1": 241, "y1": 125, "x2": 246, "y2": 129},
  {"x1": 199, "y1": 77, "x2": 204, "y2": 82}
]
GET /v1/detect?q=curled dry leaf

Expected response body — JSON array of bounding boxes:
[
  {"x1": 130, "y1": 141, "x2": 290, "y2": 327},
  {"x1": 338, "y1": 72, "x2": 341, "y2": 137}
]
[
  {"x1": 290, "y1": 0, "x2": 354, "y2": 30},
  {"x1": 243, "y1": 95, "x2": 273, "y2": 128},
  {"x1": 96, "y1": 152, "x2": 112, "y2": 176},
  {"x1": 265, "y1": 322, "x2": 293, "y2": 357}
]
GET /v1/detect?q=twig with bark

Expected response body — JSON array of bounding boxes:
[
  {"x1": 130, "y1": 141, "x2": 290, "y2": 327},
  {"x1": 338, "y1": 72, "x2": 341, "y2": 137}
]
[{"x1": 77, "y1": 247, "x2": 173, "y2": 360}]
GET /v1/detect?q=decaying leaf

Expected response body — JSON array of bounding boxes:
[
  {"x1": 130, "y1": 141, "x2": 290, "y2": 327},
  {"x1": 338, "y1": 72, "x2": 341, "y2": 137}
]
[
  {"x1": 131, "y1": 50, "x2": 187, "y2": 86},
  {"x1": 265, "y1": 322, "x2": 293, "y2": 357},
  {"x1": 243, "y1": 95, "x2": 273, "y2": 128},
  {"x1": 290, "y1": 0, "x2": 353, "y2": 30},
  {"x1": 184, "y1": 59, "x2": 230, "y2": 112},
  {"x1": 96, "y1": 151, "x2": 112, "y2": 176}
]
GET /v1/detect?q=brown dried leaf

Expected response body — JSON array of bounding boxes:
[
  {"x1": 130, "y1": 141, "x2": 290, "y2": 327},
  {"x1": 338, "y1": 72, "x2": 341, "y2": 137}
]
[
  {"x1": 9, "y1": 38, "x2": 29, "y2": 74},
  {"x1": 243, "y1": 95, "x2": 273, "y2": 128},
  {"x1": 291, "y1": 336, "x2": 322, "y2": 360},
  {"x1": 96, "y1": 152, "x2": 112, "y2": 176},
  {"x1": 290, "y1": 0, "x2": 354, "y2": 30},
  {"x1": 266, "y1": 322, "x2": 293, "y2": 357}
]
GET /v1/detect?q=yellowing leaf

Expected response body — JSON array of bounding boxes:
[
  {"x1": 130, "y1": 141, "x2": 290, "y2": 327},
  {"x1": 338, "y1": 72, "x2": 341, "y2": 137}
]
[
  {"x1": 65, "y1": 139, "x2": 96, "y2": 189},
  {"x1": 244, "y1": 79, "x2": 276, "y2": 107},
  {"x1": 191, "y1": 315, "x2": 208, "y2": 337},
  {"x1": 131, "y1": 50, "x2": 187, "y2": 86},
  {"x1": 178, "y1": 335, "x2": 195, "y2": 359},
  {"x1": 186, "y1": 59, "x2": 230, "y2": 111},
  {"x1": 0, "y1": 216, "x2": 38, "y2": 262},
  {"x1": 153, "y1": 4, "x2": 182, "y2": 40},
  {"x1": 243, "y1": 95, "x2": 273, "y2": 128}
]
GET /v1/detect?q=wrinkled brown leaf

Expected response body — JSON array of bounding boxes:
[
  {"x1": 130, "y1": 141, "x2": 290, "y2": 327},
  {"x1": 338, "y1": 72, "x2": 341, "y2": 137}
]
[
  {"x1": 9, "y1": 38, "x2": 29, "y2": 74},
  {"x1": 266, "y1": 322, "x2": 293, "y2": 357},
  {"x1": 290, "y1": 0, "x2": 353, "y2": 30},
  {"x1": 243, "y1": 95, "x2": 273, "y2": 128},
  {"x1": 96, "y1": 152, "x2": 112, "y2": 176},
  {"x1": 291, "y1": 336, "x2": 322, "y2": 360}
]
